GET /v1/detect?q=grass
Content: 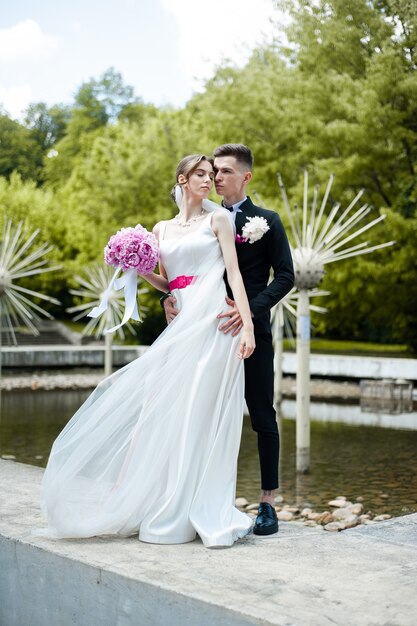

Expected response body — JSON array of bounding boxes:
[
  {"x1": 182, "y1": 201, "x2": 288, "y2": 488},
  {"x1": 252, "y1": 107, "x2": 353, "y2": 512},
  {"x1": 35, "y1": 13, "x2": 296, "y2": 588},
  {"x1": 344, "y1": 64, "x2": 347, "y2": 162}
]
[
  {"x1": 59, "y1": 319, "x2": 137, "y2": 345},
  {"x1": 62, "y1": 320, "x2": 85, "y2": 334},
  {"x1": 283, "y1": 338, "x2": 412, "y2": 358}
]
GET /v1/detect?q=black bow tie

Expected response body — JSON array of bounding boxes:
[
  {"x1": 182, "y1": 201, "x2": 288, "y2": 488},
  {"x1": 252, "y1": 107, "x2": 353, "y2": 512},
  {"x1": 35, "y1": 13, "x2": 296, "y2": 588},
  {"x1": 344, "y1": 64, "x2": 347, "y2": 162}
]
[{"x1": 223, "y1": 205, "x2": 234, "y2": 212}]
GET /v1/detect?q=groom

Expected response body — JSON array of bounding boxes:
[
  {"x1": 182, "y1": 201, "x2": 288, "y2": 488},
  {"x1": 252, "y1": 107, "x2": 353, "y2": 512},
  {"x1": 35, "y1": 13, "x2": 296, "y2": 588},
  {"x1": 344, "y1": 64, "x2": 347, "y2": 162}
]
[
  {"x1": 214, "y1": 144, "x2": 294, "y2": 535},
  {"x1": 164, "y1": 144, "x2": 294, "y2": 535}
]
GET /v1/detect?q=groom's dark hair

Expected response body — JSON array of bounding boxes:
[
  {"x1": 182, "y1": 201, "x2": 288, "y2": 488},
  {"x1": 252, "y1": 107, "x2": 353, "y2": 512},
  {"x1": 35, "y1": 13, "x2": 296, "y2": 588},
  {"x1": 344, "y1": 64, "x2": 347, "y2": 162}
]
[{"x1": 213, "y1": 144, "x2": 253, "y2": 171}]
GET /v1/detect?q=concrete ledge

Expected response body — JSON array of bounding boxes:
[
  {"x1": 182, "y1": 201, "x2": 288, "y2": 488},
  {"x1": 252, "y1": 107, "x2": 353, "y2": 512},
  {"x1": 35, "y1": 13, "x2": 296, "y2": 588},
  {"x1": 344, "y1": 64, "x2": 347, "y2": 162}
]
[
  {"x1": 1, "y1": 538, "x2": 257, "y2": 626},
  {"x1": 1, "y1": 460, "x2": 416, "y2": 626},
  {"x1": 282, "y1": 352, "x2": 417, "y2": 381}
]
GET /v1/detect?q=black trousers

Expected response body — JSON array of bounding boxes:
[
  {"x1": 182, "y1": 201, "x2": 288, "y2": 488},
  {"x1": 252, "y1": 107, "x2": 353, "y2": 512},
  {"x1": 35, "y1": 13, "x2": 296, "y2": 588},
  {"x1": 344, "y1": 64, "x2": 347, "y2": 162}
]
[{"x1": 244, "y1": 333, "x2": 279, "y2": 490}]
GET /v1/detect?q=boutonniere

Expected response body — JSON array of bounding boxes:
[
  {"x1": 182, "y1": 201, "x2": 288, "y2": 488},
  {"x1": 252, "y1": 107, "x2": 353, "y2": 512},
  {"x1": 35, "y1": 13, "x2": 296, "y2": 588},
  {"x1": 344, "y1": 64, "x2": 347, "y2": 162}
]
[{"x1": 235, "y1": 216, "x2": 270, "y2": 244}]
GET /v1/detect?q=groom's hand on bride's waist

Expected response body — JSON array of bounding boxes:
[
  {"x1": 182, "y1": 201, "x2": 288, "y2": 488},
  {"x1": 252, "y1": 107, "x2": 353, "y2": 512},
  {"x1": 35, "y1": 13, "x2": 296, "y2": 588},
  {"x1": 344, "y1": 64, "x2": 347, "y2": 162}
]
[
  {"x1": 163, "y1": 295, "x2": 178, "y2": 324},
  {"x1": 217, "y1": 297, "x2": 244, "y2": 336}
]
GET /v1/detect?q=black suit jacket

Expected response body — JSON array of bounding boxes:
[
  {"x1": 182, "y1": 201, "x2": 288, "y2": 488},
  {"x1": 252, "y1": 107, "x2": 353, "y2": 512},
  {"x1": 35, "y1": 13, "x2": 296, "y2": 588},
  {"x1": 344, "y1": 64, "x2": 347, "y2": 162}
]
[{"x1": 225, "y1": 196, "x2": 295, "y2": 335}]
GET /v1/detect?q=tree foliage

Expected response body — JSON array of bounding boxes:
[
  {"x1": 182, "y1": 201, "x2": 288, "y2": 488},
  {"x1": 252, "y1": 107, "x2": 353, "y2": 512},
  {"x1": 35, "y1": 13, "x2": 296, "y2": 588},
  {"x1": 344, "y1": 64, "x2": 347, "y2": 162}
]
[
  {"x1": 0, "y1": 1, "x2": 416, "y2": 348},
  {"x1": 24, "y1": 102, "x2": 71, "y2": 151},
  {"x1": 44, "y1": 68, "x2": 139, "y2": 188},
  {"x1": 0, "y1": 174, "x2": 67, "y2": 306},
  {"x1": 0, "y1": 114, "x2": 44, "y2": 181}
]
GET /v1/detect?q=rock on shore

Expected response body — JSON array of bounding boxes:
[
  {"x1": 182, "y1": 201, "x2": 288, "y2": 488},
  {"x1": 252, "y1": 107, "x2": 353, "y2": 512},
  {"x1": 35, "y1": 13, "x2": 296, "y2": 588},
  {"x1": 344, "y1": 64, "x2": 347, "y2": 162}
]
[
  {"x1": 0, "y1": 373, "x2": 105, "y2": 391},
  {"x1": 235, "y1": 494, "x2": 391, "y2": 531}
]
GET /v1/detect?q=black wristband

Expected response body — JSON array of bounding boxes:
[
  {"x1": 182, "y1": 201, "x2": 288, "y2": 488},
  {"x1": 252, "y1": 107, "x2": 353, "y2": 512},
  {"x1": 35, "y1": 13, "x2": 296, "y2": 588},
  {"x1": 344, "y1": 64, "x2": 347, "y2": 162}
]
[{"x1": 159, "y1": 292, "x2": 172, "y2": 308}]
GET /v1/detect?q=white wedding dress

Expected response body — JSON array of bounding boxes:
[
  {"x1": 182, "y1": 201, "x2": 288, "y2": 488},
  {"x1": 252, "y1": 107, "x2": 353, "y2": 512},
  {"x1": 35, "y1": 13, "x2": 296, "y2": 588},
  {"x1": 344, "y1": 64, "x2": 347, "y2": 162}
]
[{"x1": 38, "y1": 211, "x2": 252, "y2": 547}]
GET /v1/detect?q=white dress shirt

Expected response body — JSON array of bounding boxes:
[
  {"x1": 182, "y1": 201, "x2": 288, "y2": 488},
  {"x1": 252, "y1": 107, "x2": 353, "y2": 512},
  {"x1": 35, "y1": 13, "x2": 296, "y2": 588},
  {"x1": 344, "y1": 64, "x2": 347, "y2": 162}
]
[{"x1": 224, "y1": 196, "x2": 247, "y2": 222}]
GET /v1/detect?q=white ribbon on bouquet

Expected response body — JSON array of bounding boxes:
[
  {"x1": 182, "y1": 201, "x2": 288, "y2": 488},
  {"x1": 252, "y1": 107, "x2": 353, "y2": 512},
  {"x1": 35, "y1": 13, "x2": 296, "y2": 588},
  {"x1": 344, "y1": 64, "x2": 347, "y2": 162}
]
[{"x1": 88, "y1": 267, "x2": 140, "y2": 334}]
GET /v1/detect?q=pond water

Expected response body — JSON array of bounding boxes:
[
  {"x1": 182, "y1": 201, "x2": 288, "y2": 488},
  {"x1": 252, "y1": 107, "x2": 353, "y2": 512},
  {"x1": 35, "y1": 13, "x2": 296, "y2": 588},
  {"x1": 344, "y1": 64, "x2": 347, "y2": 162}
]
[{"x1": 1, "y1": 389, "x2": 416, "y2": 517}]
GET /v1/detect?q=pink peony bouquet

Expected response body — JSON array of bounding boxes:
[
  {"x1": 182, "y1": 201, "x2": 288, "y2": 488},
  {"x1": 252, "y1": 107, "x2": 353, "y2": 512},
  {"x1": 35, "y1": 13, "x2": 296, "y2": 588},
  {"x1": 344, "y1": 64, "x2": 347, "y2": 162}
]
[{"x1": 104, "y1": 225, "x2": 159, "y2": 275}]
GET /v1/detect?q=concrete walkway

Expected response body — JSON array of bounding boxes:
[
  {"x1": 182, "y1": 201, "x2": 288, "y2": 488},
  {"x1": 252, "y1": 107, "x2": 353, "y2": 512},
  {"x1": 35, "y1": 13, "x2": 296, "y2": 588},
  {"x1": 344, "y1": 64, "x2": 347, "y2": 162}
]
[{"x1": 1, "y1": 460, "x2": 416, "y2": 626}]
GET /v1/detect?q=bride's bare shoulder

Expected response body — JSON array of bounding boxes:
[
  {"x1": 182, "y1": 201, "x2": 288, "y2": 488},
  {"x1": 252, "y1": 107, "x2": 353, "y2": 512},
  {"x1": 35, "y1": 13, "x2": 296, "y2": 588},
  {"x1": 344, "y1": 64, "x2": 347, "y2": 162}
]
[
  {"x1": 211, "y1": 209, "x2": 233, "y2": 232},
  {"x1": 152, "y1": 221, "x2": 165, "y2": 236}
]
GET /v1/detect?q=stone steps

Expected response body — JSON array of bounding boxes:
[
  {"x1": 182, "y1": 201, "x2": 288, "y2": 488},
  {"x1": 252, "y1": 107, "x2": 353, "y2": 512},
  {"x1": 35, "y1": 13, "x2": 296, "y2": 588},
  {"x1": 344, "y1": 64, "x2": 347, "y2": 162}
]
[
  {"x1": 1, "y1": 331, "x2": 72, "y2": 346},
  {"x1": 0, "y1": 321, "x2": 100, "y2": 347}
]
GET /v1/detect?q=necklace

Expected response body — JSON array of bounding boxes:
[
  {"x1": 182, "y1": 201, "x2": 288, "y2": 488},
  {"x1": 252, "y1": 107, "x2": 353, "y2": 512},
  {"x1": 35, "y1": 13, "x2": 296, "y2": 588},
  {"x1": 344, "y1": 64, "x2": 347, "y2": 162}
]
[{"x1": 173, "y1": 208, "x2": 205, "y2": 228}]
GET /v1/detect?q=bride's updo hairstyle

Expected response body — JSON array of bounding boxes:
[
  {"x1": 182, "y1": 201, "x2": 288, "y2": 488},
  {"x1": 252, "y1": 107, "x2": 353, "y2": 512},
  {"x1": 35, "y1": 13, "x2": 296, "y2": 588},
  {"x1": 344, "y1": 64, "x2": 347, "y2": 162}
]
[{"x1": 171, "y1": 154, "x2": 214, "y2": 202}]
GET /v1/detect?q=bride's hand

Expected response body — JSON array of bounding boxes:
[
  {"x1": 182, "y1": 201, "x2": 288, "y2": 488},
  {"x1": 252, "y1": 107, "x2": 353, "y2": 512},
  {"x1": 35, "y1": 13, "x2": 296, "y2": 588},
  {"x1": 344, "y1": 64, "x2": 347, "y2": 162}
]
[{"x1": 238, "y1": 328, "x2": 255, "y2": 360}]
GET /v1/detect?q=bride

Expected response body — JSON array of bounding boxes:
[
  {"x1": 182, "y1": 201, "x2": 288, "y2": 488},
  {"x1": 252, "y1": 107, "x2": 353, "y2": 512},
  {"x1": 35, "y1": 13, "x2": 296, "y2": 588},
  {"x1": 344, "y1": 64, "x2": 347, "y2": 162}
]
[{"x1": 38, "y1": 154, "x2": 255, "y2": 548}]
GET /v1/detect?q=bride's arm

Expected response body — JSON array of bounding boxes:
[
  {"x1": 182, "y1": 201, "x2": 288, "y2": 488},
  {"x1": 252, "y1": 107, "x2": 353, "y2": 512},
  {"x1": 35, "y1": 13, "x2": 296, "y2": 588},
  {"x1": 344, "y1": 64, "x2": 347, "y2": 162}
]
[
  {"x1": 212, "y1": 212, "x2": 255, "y2": 358},
  {"x1": 138, "y1": 223, "x2": 170, "y2": 292},
  {"x1": 140, "y1": 268, "x2": 169, "y2": 292}
]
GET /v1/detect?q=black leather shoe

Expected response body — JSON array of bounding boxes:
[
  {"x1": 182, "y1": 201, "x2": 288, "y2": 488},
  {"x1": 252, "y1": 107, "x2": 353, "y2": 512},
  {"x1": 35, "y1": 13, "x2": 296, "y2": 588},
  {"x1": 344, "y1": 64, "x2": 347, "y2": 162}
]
[{"x1": 253, "y1": 503, "x2": 279, "y2": 535}]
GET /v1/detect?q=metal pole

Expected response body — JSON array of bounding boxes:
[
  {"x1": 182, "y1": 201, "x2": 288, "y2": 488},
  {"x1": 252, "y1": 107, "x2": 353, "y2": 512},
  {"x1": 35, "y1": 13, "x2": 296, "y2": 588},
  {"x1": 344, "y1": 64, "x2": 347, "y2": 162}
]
[
  {"x1": 0, "y1": 301, "x2": 3, "y2": 413},
  {"x1": 0, "y1": 299, "x2": 3, "y2": 383},
  {"x1": 296, "y1": 289, "x2": 310, "y2": 473},
  {"x1": 104, "y1": 311, "x2": 113, "y2": 377},
  {"x1": 273, "y1": 303, "x2": 284, "y2": 411},
  {"x1": 104, "y1": 333, "x2": 113, "y2": 377}
]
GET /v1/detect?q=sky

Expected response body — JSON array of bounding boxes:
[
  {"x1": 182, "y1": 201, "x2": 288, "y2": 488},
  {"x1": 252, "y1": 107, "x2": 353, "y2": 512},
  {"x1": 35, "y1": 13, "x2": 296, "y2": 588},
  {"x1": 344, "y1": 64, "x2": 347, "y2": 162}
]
[{"x1": 0, "y1": 0, "x2": 284, "y2": 120}]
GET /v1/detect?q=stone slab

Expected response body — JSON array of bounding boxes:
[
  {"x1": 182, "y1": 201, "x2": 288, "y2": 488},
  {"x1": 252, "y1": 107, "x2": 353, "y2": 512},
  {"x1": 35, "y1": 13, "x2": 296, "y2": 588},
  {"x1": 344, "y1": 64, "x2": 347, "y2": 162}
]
[
  {"x1": 349, "y1": 514, "x2": 417, "y2": 547},
  {"x1": 0, "y1": 460, "x2": 416, "y2": 626}
]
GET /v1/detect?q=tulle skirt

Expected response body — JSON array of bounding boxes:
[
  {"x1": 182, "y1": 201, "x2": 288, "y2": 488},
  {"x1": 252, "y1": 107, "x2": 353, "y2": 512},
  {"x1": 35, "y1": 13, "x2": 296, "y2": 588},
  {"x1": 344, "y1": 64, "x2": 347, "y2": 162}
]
[{"x1": 37, "y1": 263, "x2": 252, "y2": 547}]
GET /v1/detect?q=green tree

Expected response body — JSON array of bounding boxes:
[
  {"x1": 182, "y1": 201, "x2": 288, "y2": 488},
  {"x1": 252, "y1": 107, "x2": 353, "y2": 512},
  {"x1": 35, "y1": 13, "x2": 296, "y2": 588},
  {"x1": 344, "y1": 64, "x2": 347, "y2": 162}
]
[
  {"x1": 0, "y1": 114, "x2": 44, "y2": 181},
  {"x1": 0, "y1": 173, "x2": 67, "y2": 306},
  {"x1": 24, "y1": 102, "x2": 71, "y2": 151},
  {"x1": 58, "y1": 111, "x2": 182, "y2": 266},
  {"x1": 272, "y1": 0, "x2": 417, "y2": 348},
  {"x1": 314, "y1": 209, "x2": 417, "y2": 349},
  {"x1": 181, "y1": 0, "x2": 417, "y2": 348},
  {"x1": 44, "y1": 68, "x2": 138, "y2": 188}
]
